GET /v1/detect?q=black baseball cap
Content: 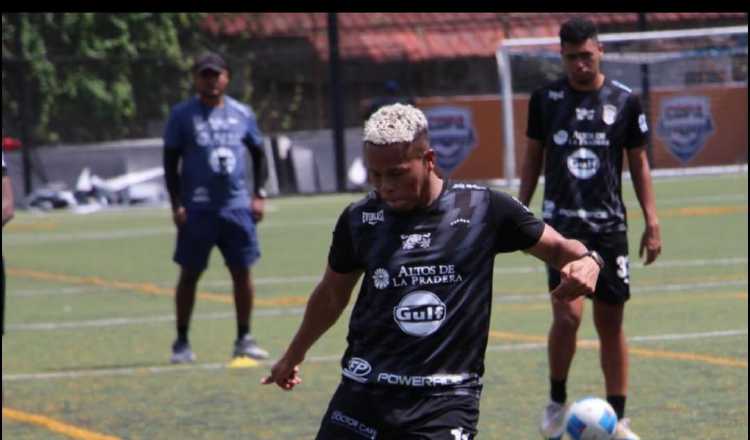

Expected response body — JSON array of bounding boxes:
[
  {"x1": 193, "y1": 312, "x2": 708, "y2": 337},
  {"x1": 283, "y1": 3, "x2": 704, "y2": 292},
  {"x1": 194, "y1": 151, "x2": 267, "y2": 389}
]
[{"x1": 192, "y1": 52, "x2": 228, "y2": 73}]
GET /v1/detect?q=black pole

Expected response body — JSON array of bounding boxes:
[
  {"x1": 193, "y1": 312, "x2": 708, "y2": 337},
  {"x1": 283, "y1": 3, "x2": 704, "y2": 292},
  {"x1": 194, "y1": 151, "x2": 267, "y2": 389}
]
[
  {"x1": 327, "y1": 12, "x2": 346, "y2": 192},
  {"x1": 638, "y1": 13, "x2": 654, "y2": 166},
  {"x1": 14, "y1": 13, "x2": 33, "y2": 196}
]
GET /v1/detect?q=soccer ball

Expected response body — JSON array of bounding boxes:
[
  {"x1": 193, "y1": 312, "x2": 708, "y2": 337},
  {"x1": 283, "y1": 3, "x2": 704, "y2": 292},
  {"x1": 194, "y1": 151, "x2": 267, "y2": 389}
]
[{"x1": 563, "y1": 396, "x2": 618, "y2": 440}]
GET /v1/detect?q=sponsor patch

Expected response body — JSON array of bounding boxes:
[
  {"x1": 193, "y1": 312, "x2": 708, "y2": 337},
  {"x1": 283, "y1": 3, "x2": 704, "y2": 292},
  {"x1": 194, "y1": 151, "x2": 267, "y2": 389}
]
[
  {"x1": 566, "y1": 148, "x2": 600, "y2": 180},
  {"x1": 192, "y1": 186, "x2": 210, "y2": 203},
  {"x1": 372, "y1": 268, "x2": 390, "y2": 290},
  {"x1": 393, "y1": 290, "x2": 446, "y2": 336},
  {"x1": 342, "y1": 357, "x2": 372, "y2": 383},
  {"x1": 553, "y1": 130, "x2": 569, "y2": 146},
  {"x1": 548, "y1": 90, "x2": 564, "y2": 101},
  {"x1": 576, "y1": 107, "x2": 595, "y2": 121},
  {"x1": 330, "y1": 410, "x2": 377, "y2": 439},
  {"x1": 362, "y1": 210, "x2": 384, "y2": 225},
  {"x1": 209, "y1": 147, "x2": 237, "y2": 176},
  {"x1": 401, "y1": 233, "x2": 431, "y2": 250}
]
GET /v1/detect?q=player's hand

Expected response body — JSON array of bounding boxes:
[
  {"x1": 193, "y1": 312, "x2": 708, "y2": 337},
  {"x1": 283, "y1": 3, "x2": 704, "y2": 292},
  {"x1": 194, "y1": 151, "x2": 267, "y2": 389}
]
[
  {"x1": 550, "y1": 256, "x2": 600, "y2": 302},
  {"x1": 172, "y1": 206, "x2": 187, "y2": 227},
  {"x1": 639, "y1": 223, "x2": 662, "y2": 265},
  {"x1": 261, "y1": 355, "x2": 302, "y2": 391},
  {"x1": 251, "y1": 197, "x2": 265, "y2": 223}
]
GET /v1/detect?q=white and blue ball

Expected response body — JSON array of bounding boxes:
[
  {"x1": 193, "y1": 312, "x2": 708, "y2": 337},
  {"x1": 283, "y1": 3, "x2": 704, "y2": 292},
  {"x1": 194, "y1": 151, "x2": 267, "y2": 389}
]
[{"x1": 564, "y1": 396, "x2": 618, "y2": 440}]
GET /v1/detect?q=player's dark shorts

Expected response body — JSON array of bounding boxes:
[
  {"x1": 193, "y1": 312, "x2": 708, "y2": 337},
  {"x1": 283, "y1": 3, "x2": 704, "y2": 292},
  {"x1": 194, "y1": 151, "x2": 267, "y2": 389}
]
[
  {"x1": 547, "y1": 230, "x2": 631, "y2": 305},
  {"x1": 174, "y1": 207, "x2": 260, "y2": 271},
  {"x1": 315, "y1": 379, "x2": 480, "y2": 440}
]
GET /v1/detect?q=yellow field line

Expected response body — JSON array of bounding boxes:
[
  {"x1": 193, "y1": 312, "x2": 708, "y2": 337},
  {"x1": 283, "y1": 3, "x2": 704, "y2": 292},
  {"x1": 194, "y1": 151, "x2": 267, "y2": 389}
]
[
  {"x1": 658, "y1": 204, "x2": 747, "y2": 218},
  {"x1": 6, "y1": 267, "x2": 308, "y2": 308},
  {"x1": 2, "y1": 407, "x2": 120, "y2": 440},
  {"x1": 489, "y1": 331, "x2": 747, "y2": 369}
]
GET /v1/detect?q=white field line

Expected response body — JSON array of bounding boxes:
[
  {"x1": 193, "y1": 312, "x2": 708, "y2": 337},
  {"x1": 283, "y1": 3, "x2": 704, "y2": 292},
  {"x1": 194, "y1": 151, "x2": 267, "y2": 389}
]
[
  {"x1": 6, "y1": 308, "x2": 306, "y2": 332},
  {"x1": 8, "y1": 257, "x2": 745, "y2": 297},
  {"x1": 6, "y1": 279, "x2": 745, "y2": 332},
  {"x1": 493, "y1": 279, "x2": 748, "y2": 303},
  {"x1": 9, "y1": 256, "x2": 742, "y2": 298},
  {"x1": 2, "y1": 329, "x2": 745, "y2": 382},
  {"x1": 3, "y1": 219, "x2": 339, "y2": 245}
]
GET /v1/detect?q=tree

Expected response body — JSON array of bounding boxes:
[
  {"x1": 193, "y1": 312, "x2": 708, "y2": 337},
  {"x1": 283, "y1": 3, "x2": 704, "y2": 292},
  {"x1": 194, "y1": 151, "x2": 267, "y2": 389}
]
[{"x1": 2, "y1": 13, "x2": 207, "y2": 144}]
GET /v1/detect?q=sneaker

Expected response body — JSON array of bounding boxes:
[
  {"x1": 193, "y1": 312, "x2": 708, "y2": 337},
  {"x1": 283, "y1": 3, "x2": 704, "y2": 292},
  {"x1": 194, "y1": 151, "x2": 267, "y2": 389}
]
[
  {"x1": 613, "y1": 418, "x2": 640, "y2": 440},
  {"x1": 170, "y1": 340, "x2": 196, "y2": 364},
  {"x1": 539, "y1": 400, "x2": 567, "y2": 439},
  {"x1": 232, "y1": 335, "x2": 269, "y2": 360}
]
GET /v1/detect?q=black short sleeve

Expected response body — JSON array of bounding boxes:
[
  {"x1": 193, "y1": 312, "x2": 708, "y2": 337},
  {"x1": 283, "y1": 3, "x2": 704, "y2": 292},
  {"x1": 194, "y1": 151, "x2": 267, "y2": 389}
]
[
  {"x1": 526, "y1": 89, "x2": 544, "y2": 142},
  {"x1": 328, "y1": 207, "x2": 360, "y2": 273},
  {"x1": 490, "y1": 190, "x2": 545, "y2": 253},
  {"x1": 624, "y1": 94, "x2": 649, "y2": 150}
]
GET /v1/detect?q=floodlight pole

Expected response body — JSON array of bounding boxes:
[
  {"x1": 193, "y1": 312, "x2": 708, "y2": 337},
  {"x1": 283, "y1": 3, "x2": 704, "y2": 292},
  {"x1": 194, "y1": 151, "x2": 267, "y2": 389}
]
[{"x1": 327, "y1": 12, "x2": 346, "y2": 192}]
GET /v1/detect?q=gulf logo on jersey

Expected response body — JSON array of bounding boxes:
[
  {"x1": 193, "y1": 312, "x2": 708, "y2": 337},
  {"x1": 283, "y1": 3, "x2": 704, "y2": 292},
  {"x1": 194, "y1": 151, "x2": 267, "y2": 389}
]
[
  {"x1": 657, "y1": 95, "x2": 714, "y2": 163},
  {"x1": 393, "y1": 290, "x2": 446, "y2": 337},
  {"x1": 424, "y1": 106, "x2": 477, "y2": 176},
  {"x1": 566, "y1": 148, "x2": 600, "y2": 180}
]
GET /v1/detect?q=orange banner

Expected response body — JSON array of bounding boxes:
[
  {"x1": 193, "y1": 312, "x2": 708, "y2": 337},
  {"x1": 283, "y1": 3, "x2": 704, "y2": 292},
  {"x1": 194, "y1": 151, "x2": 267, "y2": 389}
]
[{"x1": 417, "y1": 85, "x2": 747, "y2": 179}]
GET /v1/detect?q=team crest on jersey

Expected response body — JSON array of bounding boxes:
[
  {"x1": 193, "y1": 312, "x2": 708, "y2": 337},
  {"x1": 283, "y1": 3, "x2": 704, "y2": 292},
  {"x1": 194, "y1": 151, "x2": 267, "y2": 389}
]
[
  {"x1": 362, "y1": 210, "x2": 384, "y2": 225},
  {"x1": 656, "y1": 96, "x2": 715, "y2": 163},
  {"x1": 372, "y1": 268, "x2": 390, "y2": 290},
  {"x1": 401, "y1": 233, "x2": 431, "y2": 250},
  {"x1": 602, "y1": 104, "x2": 617, "y2": 125},
  {"x1": 424, "y1": 106, "x2": 477, "y2": 176}
]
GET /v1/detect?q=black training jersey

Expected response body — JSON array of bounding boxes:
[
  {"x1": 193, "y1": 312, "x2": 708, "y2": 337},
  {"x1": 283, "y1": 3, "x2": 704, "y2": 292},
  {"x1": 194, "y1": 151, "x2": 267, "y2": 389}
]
[
  {"x1": 527, "y1": 77, "x2": 649, "y2": 235},
  {"x1": 328, "y1": 182, "x2": 544, "y2": 396}
]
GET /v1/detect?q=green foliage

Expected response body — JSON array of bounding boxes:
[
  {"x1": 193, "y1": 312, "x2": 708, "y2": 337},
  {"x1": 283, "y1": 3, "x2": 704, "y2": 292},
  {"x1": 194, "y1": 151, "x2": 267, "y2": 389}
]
[{"x1": 2, "y1": 13, "x2": 207, "y2": 144}]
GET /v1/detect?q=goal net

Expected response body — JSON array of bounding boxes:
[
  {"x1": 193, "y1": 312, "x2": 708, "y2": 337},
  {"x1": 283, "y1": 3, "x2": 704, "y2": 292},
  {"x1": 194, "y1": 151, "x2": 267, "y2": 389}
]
[{"x1": 496, "y1": 26, "x2": 748, "y2": 179}]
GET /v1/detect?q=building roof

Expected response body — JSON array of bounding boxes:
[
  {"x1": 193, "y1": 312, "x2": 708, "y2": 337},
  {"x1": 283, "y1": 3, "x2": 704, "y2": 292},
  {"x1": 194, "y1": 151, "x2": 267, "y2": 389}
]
[{"x1": 202, "y1": 12, "x2": 748, "y2": 62}]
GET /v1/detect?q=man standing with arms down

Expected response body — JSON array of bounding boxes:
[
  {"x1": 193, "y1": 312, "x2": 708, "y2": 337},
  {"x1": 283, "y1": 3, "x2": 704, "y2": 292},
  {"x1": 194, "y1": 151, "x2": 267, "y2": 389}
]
[
  {"x1": 163, "y1": 52, "x2": 270, "y2": 364},
  {"x1": 2, "y1": 151, "x2": 15, "y2": 403},
  {"x1": 519, "y1": 17, "x2": 662, "y2": 440},
  {"x1": 263, "y1": 103, "x2": 604, "y2": 439}
]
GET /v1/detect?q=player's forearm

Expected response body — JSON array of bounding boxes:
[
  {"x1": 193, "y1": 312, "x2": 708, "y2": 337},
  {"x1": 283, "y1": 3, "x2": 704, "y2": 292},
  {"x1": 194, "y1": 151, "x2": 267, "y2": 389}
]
[
  {"x1": 517, "y1": 172, "x2": 540, "y2": 207},
  {"x1": 248, "y1": 144, "x2": 269, "y2": 197},
  {"x1": 528, "y1": 225, "x2": 589, "y2": 270},
  {"x1": 630, "y1": 155, "x2": 659, "y2": 227},
  {"x1": 163, "y1": 149, "x2": 182, "y2": 211},
  {"x1": 518, "y1": 139, "x2": 544, "y2": 206},
  {"x1": 2, "y1": 177, "x2": 14, "y2": 226},
  {"x1": 285, "y1": 282, "x2": 351, "y2": 363}
]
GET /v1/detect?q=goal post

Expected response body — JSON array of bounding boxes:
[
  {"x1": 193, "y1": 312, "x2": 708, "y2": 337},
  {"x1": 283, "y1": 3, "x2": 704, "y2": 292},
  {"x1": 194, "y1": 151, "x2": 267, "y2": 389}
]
[{"x1": 496, "y1": 25, "x2": 749, "y2": 181}]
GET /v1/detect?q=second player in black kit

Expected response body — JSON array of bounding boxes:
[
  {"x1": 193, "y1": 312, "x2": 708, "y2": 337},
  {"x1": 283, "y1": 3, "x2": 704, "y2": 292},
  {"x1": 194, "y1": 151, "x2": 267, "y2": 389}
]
[
  {"x1": 263, "y1": 103, "x2": 604, "y2": 439},
  {"x1": 520, "y1": 17, "x2": 661, "y2": 440},
  {"x1": 527, "y1": 76, "x2": 648, "y2": 236}
]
